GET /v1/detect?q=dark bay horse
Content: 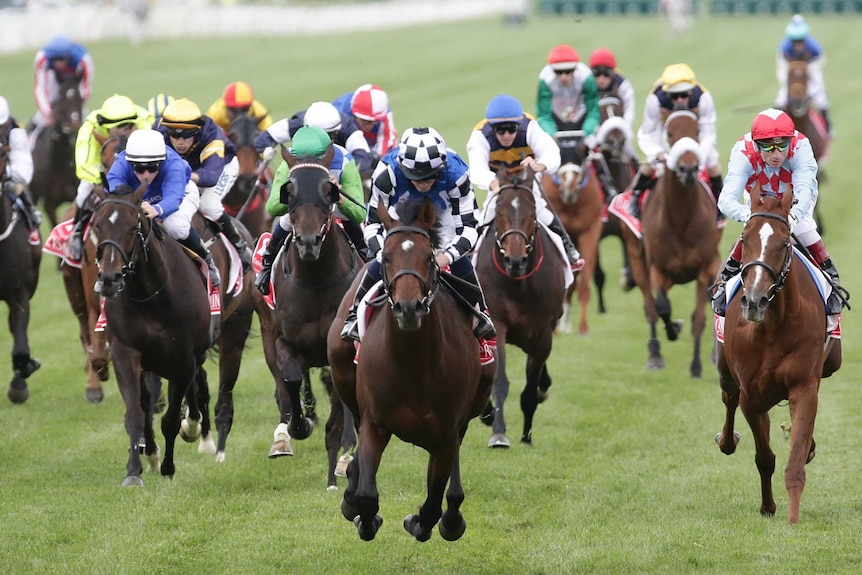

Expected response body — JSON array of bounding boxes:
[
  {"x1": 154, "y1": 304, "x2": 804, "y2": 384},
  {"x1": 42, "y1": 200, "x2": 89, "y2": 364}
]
[
  {"x1": 30, "y1": 75, "x2": 82, "y2": 228},
  {"x1": 714, "y1": 188, "x2": 841, "y2": 524},
  {"x1": 542, "y1": 159, "x2": 603, "y2": 335},
  {"x1": 593, "y1": 96, "x2": 638, "y2": 308},
  {"x1": 1, "y1": 157, "x2": 42, "y2": 403},
  {"x1": 224, "y1": 113, "x2": 271, "y2": 239},
  {"x1": 262, "y1": 151, "x2": 360, "y2": 488},
  {"x1": 623, "y1": 110, "x2": 721, "y2": 375},
  {"x1": 327, "y1": 197, "x2": 494, "y2": 541},
  {"x1": 476, "y1": 167, "x2": 566, "y2": 447},
  {"x1": 784, "y1": 60, "x2": 828, "y2": 230}
]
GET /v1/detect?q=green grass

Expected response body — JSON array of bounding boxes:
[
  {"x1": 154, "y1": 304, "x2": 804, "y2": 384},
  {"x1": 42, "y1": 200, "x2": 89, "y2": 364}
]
[{"x1": 2, "y1": 13, "x2": 862, "y2": 574}]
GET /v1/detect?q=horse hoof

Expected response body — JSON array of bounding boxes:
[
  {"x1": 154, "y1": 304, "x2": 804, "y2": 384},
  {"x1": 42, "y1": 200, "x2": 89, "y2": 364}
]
[
  {"x1": 646, "y1": 357, "x2": 666, "y2": 371},
  {"x1": 403, "y1": 515, "x2": 432, "y2": 542},
  {"x1": 179, "y1": 418, "x2": 202, "y2": 443},
  {"x1": 666, "y1": 319, "x2": 684, "y2": 341},
  {"x1": 438, "y1": 516, "x2": 466, "y2": 541},
  {"x1": 197, "y1": 434, "x2": 216, "y2": 454},
  {"x1": 488, "y1": 433, "x2": 510, "y2": 448},
  {"x1": 122, "y1": 475, "x2": 144, "y2": 487},
  {"x1": 268, "y1": 434, "x2": 294, "y2": 458},
  {"x1": 84, "y1": 387, "x2": 104, "y2": 404},
  {"x1": 326, "y1": 484, "x2": 339, "y2": 492},
  {"x1": 216, "y1": 451, "x2": 226, "y2": 463},
  {"x1": 335, "y1": 453, "x2": 353, "y2": 477},
  {"x1": 7, "y1": 378, "x2": 29, "y2": 404},
  {"x1": 289, "y1": 417, "x2": 314, "y2": 441},
  {"x1": 354, "y1": 514, "x2": 383, "y2": 541}
]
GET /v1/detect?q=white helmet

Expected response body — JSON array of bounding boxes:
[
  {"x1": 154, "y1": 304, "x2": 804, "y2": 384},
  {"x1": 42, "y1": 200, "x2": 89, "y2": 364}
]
[
  {"x1": 304, "y1": 101, "x2": 341, "y2": 133},
  {"x1": 0, "y1": 96, "x2": 9, "y2": 124},
  {"x1": 126, "y1": 129, "x2": 167, "y2": 163}
]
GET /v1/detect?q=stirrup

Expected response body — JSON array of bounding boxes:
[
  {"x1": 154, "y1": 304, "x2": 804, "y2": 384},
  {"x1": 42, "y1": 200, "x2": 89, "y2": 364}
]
[
  {"x1": 710, "y1": 282, "x2": 727, "y2": 316},
  {"x1": 570, "y1": 258, "x2": 585, "y2": 273},
  {"x1": 340, "y1": 316, "x2": 360, "y2": 342},
  {"x1": 254, "y1": 268, "x2": 272, "y2": 295}
]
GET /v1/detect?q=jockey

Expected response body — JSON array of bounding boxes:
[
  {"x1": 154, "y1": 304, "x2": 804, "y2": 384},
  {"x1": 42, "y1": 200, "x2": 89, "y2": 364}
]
[
  {"x1": 467, "y1": 93, "x2": 584, "y2": 272},
  {"x1": 254, "y1": 126, "x2": 367, "y2": 295},
  {"x1": 536, "y1": 43, "x2": 600, "y2": 164},
  {"x1": 775, "y1": 14, "x2": 831, "y2": 135},
  {"x1": 30, "y1": 35, "x2": 94, "y2": 138},
  {"x1": 711, "y1": 108, "x2": 847, "y2": 316},
  {"x1": 67, "y1": 94, "x2": 154, "y2": 261},
  {"x1": 332, "y1": 84, "x2": 398, "y2": 161},
  {"x1": 339, "y1": 127, "x2": 495, "y2": 344},
  {"x1": 205, "y1": 81, "x2": 273, "y2": 135},
  {"x1": 588, "y1": 47, "x2": 640, "y2": 196},
  {"x1": 147, "y1": 93, "x2": 175, "y2": 123},
  {"x1": 254, "y1": 101, "x2": 375, "y2": 176},
  {"x1": 632, "y1": 63, "x2": 724, "y2": 221},
  {"x1": 0, "y1": 96, "x2": 40, "y2": 230},
  {"x1": 157, "y1": 98, "x2": 253, "y2": 271},
  {"x1": 106, "y1": 129, "x2": 220, "y2": 287}
]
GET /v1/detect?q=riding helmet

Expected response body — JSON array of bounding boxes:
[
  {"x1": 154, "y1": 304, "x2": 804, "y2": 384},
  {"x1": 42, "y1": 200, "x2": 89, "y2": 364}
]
[
  {"x1": 751, "y1": 108, "x2": 796, "y2": 141},
  {"x1": 397, "y1": 127, "x2": 447, "y2": 181},
  {"x1": 485, "y1": 94, "x2": 524, "y2": 125},
  {"x1": 350, "y1": 84, "x2": 388, "y2": 121},
  {"x1": 126, "y1": 129, "x2": 167, "y2": 163},
  {"x1": 304, "y1": 102, "x2": 342, "y2": 133},
  {"x1": 223, "y1": 82, "x2": 254, "y2": 108},
  {"x1": 160, "y1": 98, "x2": 205, "y2": 130}
]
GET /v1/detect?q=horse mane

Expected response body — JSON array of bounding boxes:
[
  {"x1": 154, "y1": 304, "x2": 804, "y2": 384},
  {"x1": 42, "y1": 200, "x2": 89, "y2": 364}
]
[
  {"x1": 111, "y1": 184, "x2": 137, "y2": 197},
  {"x1": 392, "y1": 198, "x2": 443, "y2": 248}
]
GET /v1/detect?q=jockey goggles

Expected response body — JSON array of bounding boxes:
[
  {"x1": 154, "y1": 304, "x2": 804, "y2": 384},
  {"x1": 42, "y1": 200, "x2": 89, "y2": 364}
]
[
  {"x1": 670, "y1": 91, "x2": 691, "y2": 100},
  {"x1": 131, "y1": 161, "x2": 163, "y2": 174},
  {"x1": 554, "y1": 68, "x2": 575, "y2": 76},
  {"x1": 592, "y1": 66, "x2": 613, "y2": 77},
  {"x1": 166, "y1": 127, "x2": 199, "y2": 139},
  {"x1": 756, "y1": 139, "x2": 791, "y2": 153},
  {"x1": 493, "y1": 123, "x2": 519, "y2": 135}
]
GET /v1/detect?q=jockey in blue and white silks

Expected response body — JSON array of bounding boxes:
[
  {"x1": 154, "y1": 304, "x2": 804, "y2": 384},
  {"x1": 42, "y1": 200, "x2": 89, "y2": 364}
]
[{"x1": 775, "y1": 14, "x2": 830, "y2": 133}]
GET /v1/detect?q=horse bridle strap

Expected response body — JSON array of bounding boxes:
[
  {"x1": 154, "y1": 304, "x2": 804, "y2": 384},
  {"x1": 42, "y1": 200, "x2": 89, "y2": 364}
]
[
  {"x1": 740, "y1": 212, "x2": 792, "y2": 300},
  {"x1": 95, "y1": 197, "x2": 155, "y2": 270},
  {"x1": 382, "y1": 225, "x2": 439, "y2": 311}
]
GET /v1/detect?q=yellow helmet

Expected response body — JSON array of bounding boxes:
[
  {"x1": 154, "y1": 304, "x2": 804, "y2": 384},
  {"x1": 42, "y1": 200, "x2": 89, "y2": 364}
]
[
  {"x1": 160, "y1": 98, "x2": 204, "y2": 129},
  {"x1": 661, "y1": 63, "x2": 697, "y2": 93},
  {"x1": 97, "y1": 94, "x2": 138, "y2": 127}
]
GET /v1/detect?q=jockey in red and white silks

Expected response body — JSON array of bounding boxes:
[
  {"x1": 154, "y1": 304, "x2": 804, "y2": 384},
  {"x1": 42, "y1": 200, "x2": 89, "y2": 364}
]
[{"x1": 32, "y1": 36, "x2": 94, "y2": 130}]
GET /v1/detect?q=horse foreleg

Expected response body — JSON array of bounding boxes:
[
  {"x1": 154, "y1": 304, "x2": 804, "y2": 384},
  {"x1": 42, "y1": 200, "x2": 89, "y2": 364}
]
[
  {"x1": 592, "y1": 253, "x2": 607, "y2": 313},
  {"x1": 161, "y1": 370, "x2": 198, "y2": 478},
  {"x1": 689, "y1": 280, "x2": 709, "y2": 379},
  {"x1": 324, "y1": 387, "x2": 348, "y2": 490},
  {"x1": 7, "y1": 297, "x2": 38, "y2": 404},
  {"x1": 112, "y1": 342, "x2": 146, "y2": 486},
  {"x1": 281, "y1": 358, "x2": 313, "y2": 440},
  {"x1": 786, "y1": 384, "x2": 819, "y2": 524},
  {"x1": 521, "y1": 356, "x2": 551, "y2": 445},
  {"x1": 715, "y1": 370, "x2": 741, "y2": 455},
  {"x1": 438, "y1": 426, "x2": 469, "y2": 541},
  {"x1": 740, "y1": 396, "x2": 776, "y2": 518},
  {"x1": 488, "y1": 332, "x2": 510, "y2": 448},
  {"x1": 405, "y1": 437, "x2": 458, "y2": 542},
  {"x1": 556, "y1": 286, "x2": 574, "y2": 334},
  {"x1": 212, "y1": 315, "x2": 249, "y2": 460},
  {"x1": 351, "y1": 420, "x2": 389, "y2": 541}
]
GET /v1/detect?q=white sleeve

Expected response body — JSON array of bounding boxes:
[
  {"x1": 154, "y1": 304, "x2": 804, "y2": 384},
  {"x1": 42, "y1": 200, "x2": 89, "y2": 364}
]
[
  {"x1": 265, "y1": 118, "x2": 292, "y2": 145},
  {"x1": 345, "y1": 129, "x2": 371, "y2": 154},
  {"x1": 717, "y1": 140, "x2": 752, "y2": 223},
  {"x1": 527, "y1": 121, "x2": 561, "y2": 174},
  {"x1": 619, "y1": 79, "x2": 637, "y2": 127},
  {"x1": 697, "y1": 92, "x2": 718, "y2": 160},
  {"x1": 466, "y1": 129, "x2": 495, "y2": 191},
  {"x1": 637, "y1": 94, "x2": 664, "y2": 162},
  {"x1": 8, "y1": 128, "x2": 34, "y2": 184}
]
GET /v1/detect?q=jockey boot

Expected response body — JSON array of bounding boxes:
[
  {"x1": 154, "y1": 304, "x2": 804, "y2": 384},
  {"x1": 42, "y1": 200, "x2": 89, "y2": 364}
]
[
  {"x1": 217, "y1": 213, "x2": 253, "y2": 273},
  {"x1": 342, "y1": 218, "x2": 371, "y2": 261},
  {"x1": 708, "y1": 175, "x2": 727, "y2": 223},
  {"x1": 341, "y1": 267, "x2": 381, "y2": 342},
  {"x1": 594, "y1": 163, "x2": 619, "y2": 200},
  {"x1": 807, "y1": 239, "x2": 848, "y2": 314},
  {"x1": 66, "y1": 205, "x2": 94, "y2": 261},
  {"x1": 547, "y1": 211, "x2": 584, "y2": 272},
  {"x1": 709, "y1": 239, "x2": 744, "y2": 316},
  {"x1": 255, "y1": 224, "x2": 290, "y2": 296},
  {"x1": 629, "y1": 172, "x2": 656, "y2": 219},
  {"x1": 4, "y1": 182, "x2": 42, "y2": 230},
  {"x1": 451, "y1": 269, "x2": 497, "y2": 340},
  {"x1": 180, "y1": 228, "x2": 220, "y2": 288}
]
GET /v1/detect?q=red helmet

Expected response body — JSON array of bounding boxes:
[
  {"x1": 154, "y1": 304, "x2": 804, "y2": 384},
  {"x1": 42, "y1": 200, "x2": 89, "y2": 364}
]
[
  {"x1": 223, "y1": 81, "x2": 254, "y2": 108},
  {"x1": 350, "y1": 84, "x2": 389, "y2": 121},
  {"x1": 751, "y1": 108, "x2": 795, "y2": 141},
  {"x1": 547, "y1": 44, "x2": 579, "y2": 70},
  {"x1": 589, "y1": 48, "x2": 616, "y2": 69}
]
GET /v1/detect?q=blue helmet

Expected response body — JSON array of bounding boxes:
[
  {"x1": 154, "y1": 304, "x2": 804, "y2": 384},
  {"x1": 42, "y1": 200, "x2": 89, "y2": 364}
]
[
  {"x1": 43, "y1": 35, "x2": 73, "y2": 60},
  {"x1": 785, "y1": 15, "x2": 810, "y2": 41},
  {"x1": 485, "y1": 94, "x2": 524, "y2": 125}
]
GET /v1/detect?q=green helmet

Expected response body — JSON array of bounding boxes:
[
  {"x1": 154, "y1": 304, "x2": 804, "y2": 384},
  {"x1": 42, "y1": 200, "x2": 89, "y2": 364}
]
[{"x1": 290, "y1": 126, "x2": 332, "y2": 158}]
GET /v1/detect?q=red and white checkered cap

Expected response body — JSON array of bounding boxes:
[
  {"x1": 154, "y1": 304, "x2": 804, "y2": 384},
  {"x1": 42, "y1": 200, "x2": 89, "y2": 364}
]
[{"x1": 350, "y1": 84, "x2": 389, "y2": 121}]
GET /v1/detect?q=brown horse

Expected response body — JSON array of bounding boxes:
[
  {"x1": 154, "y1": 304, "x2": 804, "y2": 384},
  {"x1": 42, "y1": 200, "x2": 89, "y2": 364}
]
[
  {"x1": 327, "y1": 197, "x2": 494, "y2": 541},
  {"x1": 261, "y1": 152, "x2": 360, "y2": 489},
  {"x1": 224, "y1": 113, "x2": 271, "y2": 240},
  {"x1": 593, "y1": 96, "x2": 638, "y2": 307},
  {"x1": 542, "y1": 161, "x2": 603, "y2": 336},
  {"x1": 475, "y1": 167, "x2": 566, "y2": 447},
  {"x1": 784, "y1": 60, "x2": 828, "y2": 230},
  {"x1": 30, "y1": 75, "x2": 82, "y2": 229},
  {"x1": 1, "y1": 153, "x2": 42, "y2": 403},
  {"x1": 623, "y1": 110, "x2": 721, "y2": 375},
  {"x1": 714, "y1": 188, "x2": 841, "y2": 524}
]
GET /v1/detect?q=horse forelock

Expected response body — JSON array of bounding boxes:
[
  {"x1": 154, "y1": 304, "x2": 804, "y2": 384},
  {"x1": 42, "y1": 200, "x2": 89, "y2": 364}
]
[{"x1": 393, "y1": 199, "x2": 442, "y2": 247}]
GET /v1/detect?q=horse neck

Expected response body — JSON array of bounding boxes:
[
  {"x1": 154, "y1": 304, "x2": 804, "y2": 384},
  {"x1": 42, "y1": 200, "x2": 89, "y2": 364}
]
[{"x1": 121, "y1": 223, "x2": 173, "y2": 300}]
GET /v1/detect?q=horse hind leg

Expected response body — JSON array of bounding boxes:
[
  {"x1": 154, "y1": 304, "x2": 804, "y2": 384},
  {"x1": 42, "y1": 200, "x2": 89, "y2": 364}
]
[
  {"x1": 488, "y1": 336, "x2": 511, "y2": 448},
  {"x1": 655, "y1": 290, "x2": 683, "y2": 341},
  {"x1": 520, "y1": 357, "x2": 550, "y2": 445}
]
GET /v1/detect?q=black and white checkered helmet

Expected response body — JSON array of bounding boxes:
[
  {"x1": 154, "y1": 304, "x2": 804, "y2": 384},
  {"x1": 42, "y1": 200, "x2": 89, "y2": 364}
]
[{"x1": 397, "y1": 127, "x2": 447, "y2": 180}]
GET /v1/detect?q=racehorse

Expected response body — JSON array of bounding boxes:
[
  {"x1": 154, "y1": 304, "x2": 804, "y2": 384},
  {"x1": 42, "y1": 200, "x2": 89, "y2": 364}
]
[
  {"x1": 784, "y1": 60, "x2": 828, "y2": 230},
  {"x1": 542, "y1": 157, "x2": 603, "y2": 336},
  {"x1": 262, "y1": 150, "x2": 360, "y2": 488},
  {"x1": 593, "y1": 96, "x2": 638, "y2": 308},
  {"x1": 30, "y1": 75, "x2": 82, "y2": 229},
  {"x1": 623, "y1": 110, "x2": 721, "y2": 375},
  {"x1": 224, "y1": 113, "x2": 271, "y2": 239},
  {"x1": 327, "y1": 196, "x2": 494, "y2": 541},
  {"x1": 475, "y1": 166, "x2": 566, "y2": 447},
  {"x1": 714, "y1": 187, "x2": 842, "y2": 524},
  {"x1": 0, "y1": 150, "x2": 42, "y2": 403}
]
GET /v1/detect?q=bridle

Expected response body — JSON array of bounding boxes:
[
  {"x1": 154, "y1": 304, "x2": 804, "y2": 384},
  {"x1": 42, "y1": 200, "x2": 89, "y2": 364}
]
[
  {"x1": 492, "y1": 182, "x2": 544, "y2": 279},
  {"x1": 739, "y1": 212, "x2": 793, "y2": 302},
  {"x1": 381, "y1": 225, "x2": 439, "y2": 315}
]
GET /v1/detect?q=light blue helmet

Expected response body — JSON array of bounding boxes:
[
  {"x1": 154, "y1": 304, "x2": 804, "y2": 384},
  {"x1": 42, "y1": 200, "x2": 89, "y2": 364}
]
[
  {"x1": 485, "y1": 94, "x2": 524, "y2": 125},
  {"x1": 785, "y1": 14, "x2": 810, "y2": 41},
  {"x1": 43, "y1": 35, "x2": 73, "y2": 60}
]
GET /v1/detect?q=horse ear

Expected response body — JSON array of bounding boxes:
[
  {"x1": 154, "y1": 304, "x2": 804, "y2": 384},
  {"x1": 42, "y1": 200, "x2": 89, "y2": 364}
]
[
  {"x1": 418, "y1": 197, "x2": 436, "y2": 230},
  {"x1": 133, "y1": 180, "x2": 148, "y2": 204},
  {"x1": 376, "y1": 198, "x2": 393, "y2": 230},
  {"x1": 495, "y1": 165, "x2": 508, "y2": 183},
  {"x1": 780, "y1": 186, "x2": 794, "y2": 215},
  {"x1": 322, "y1": 144, "x2": 335, "y2": 167},
  {"x1": 750, "y1": 182, "x2": 764, "y2": 210},
  {"x1": 282, "y1": 147, "x2": 298, "y2": 167}
]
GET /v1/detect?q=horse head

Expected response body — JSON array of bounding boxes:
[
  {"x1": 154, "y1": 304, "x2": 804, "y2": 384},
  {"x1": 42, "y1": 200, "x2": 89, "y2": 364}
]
[
  {"x1": 92, "y1": 183, "x2": 151, "y2": 297},
  {"x1": 664, "y1": 110, "x2": 701, "y2": 186},
  {"x1": 228, "y1": 114, "x2": 262, "y2": 200},
  {"x1": 282, "y1": 149, "x2": 338, "y2": 261},
  {"x1": 100, "y1": 134, "x2": 127, "y2": 173},
  {"x1": 737, "y1": 184, "x2": 794, "y2": 322},
  {"x1": 597, "y1": 97, "x2": 631, "y2": 160},
  {"x1": 786, "y1": 61, "x2": 810, "y2": 118},
  {"x1": 494, "y1": 166, "x2": 538, "y2": 278},
  {"x1": 54, "y1": 76, "x2": 83, "y2": 137},
  {"x1": 377, "y1": 196, "x2": 440, "y2": 332}
]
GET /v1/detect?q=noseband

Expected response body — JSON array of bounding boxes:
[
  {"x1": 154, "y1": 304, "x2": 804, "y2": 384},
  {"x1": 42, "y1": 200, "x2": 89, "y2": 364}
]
[
  {"x1": 495, "y1": 183, "x2": 538, "y2": 253},
  {"x1": 95, "y1": 197, "x2": 155, "y2": 279},
  {"x1": 381, "y1": 225, "x2": 439, "y2": 314},
  {"x1": 739, "y1": 211, "x2": 792, "y2": 301}
]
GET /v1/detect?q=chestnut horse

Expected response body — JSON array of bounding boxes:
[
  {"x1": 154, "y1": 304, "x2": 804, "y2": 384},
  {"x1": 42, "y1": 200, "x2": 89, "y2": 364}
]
[
  {"x1": 623, "y1": 110, "x2": 721, "y2": 375},
  {"x1": 224, "y1": 113, "x2": 271, "y2": 239},
  {"x1": 714, "y1": 188, "x2": 841, "y2": 524},
  {"x1": 475, "y1": 167, "x2": 566, "y2": 447},
  {"x1": 542, "y1": 157, "x2": 603, "y2": 336},
  {"x1": 327, "y1": 197, "x2": 494, "y2": 541},
  {"x1": 30, "y1": 75, "x2": 82, "y2": 228}
]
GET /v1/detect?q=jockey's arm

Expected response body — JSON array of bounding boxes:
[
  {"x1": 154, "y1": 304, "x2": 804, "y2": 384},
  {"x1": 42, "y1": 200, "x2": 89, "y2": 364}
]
[
  {"x1": 364, "y1": 163, "x2": 395, "y2": 256},
  {"x1": 443, "y1": 174, "x2": 480, "y2": 264},
  {"x1": 536, "y1": 80, "x2": 558, "y2": 136},
  {"x1": 74, "y1": 118, "x2": 103, "y2": 184},
  {"x1": 788, "y1": 138, "x2": 819, "y2": 223},
  {"x1": 265, "y1": 162, "x2": 290, "y2": 217},
  {"x1": 466, "y1": 129, "x2": 496, "y2": 193},
  {"x1": 195, "y1": 140, "x2": 226, "y2": 188},
  {"x1": 697, "y1": 91, "x2": 718, "y2": 158},
  {"x1": 33, "y1": 57, "x2": 54, "y2": 119},
  {"x1": 337, "y1": 159, "x2": 367, "y2": 224},
  {"x1": 255, "y1": 118, "x2": 291, "y2": 153},
  {"x1": 717, "y1": 140, "x2": 753, "y2": 223},
  {"x1": 619, "y1": 79, "x2": 637, "y2": 127},
  {"x1": 636, "y1": 94, "x2": 665, "y2": 162},
  {"x1": 8, "y1": 127, "x2": 34, "y2": 184},
  {"x1": 528, "y1": 122, "x2": 561, "y2": 174},
  {"x1": 580, "y1": 75, "x2": 601, "y2": 137}
]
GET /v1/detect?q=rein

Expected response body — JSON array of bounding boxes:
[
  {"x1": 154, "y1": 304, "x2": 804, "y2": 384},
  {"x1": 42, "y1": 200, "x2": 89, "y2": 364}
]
[
  {"x1": 739, "y1": 212, "x2": 792, "y2": 301},
  {"x1": 381, "y1": 225, "x2": 439, "y2": 314}
]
